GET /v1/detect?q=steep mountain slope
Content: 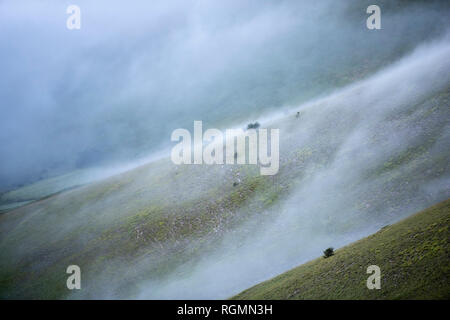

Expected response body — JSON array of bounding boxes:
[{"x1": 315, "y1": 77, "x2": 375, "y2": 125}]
[
  {"x1": 0, "y1": 36, "x2": 449, "y2": 299},
  {"x1": 233, "y1": 199, "x2": 450, "y2": 300}
]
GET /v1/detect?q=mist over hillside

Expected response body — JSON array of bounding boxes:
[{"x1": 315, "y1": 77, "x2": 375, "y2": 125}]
[
  {"x1": 135, "y1": 37, "x2": 450, "y2": 299},
  {"x1": 0, "y1": 0, "x2": 448, "y2": 190},
  {"x1": 0, "y1": 0, "x2": 449, "y2": 300}
]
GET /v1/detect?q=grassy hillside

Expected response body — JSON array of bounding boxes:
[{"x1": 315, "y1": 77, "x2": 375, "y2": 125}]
[
  {"x1": 0, "y1": 42, "x2": 449, "y2": 299},
  {"x1": 233, "y1": 199, "x2": 450, "y2": 300}
]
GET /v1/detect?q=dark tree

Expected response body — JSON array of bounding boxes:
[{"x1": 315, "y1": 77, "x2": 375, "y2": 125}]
[{"x1": 323, "y1": 247, "x2": 334, "y2": 258}]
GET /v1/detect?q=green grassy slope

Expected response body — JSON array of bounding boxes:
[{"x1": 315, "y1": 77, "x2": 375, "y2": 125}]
[
  {"x1": 233, "y1": 199, "x2": 450, "y2": 300},
  {"x1": 0, "y1": 81, "x2": 448, "y2": 299},
  {"x1": 0, "y1": 48, "x2": 448, "y2": 299}
]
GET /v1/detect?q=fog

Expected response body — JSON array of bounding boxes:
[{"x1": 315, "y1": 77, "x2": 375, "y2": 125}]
[
  {"x1": 1, "y1": 0, "x2": 448, "y2": 190},
  {"x1": 0, "y1": 0, "x2": 449, "y2": 300},
  {"x1": 134, "y1": 35, "x2": 450, "y2": 299}
]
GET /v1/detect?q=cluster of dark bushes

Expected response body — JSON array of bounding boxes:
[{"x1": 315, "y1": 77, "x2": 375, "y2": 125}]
[{"x1": 246, "y1": 122, "x2": 260, "y2": 130}]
